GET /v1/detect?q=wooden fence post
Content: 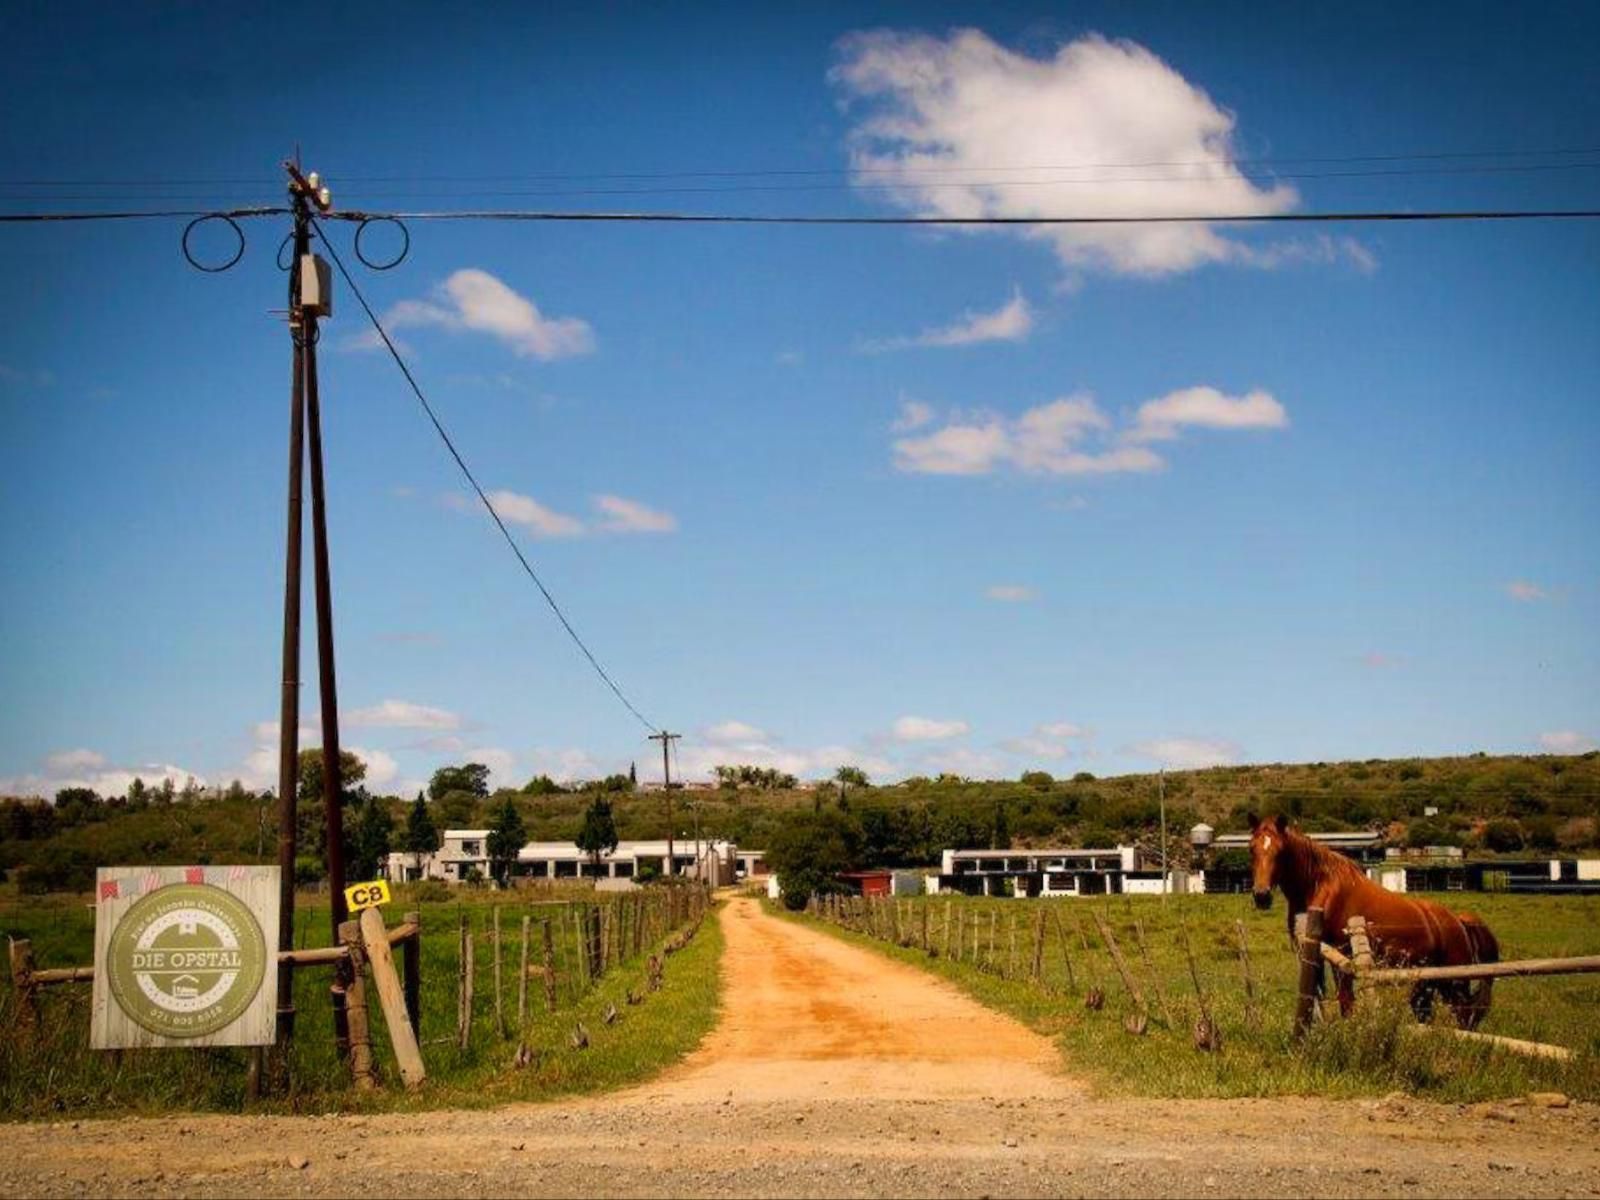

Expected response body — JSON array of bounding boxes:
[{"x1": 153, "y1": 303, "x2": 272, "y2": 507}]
[
  {"x1": 541, "y1": 918, "x2": 558, "y2": 1012},
  {"x1": 986, "y1": 911, "x2": 997, "y2": 967},
  {"x1": 339, "y1": 919, "x2": 378, "y2": 1091},
  {"x1": 1030, "y1": 908, "x2": 1046, "y2": 985},
  {"x1": 1293, "y1": 907, "x2": 1325, "y2": 1038},
  {"x1": 402, "y1": 910, "x2": 421, "y2": 1040},
  {"x1": 7, "y1": 937, "x2": 39, "y2": 1035},
  {"x1": 1093, "y1": 912, "x2": 1148, "y2": 1023},
  {"x1": 493, "y1": 906, "x2": 504, "y2": 1037},
  {"x1": 920, "y1": 903, "x2": 930, "y2": 954},
  {"x1": 459, "y1": 924, "x2": 475, "y2": 1052},
  {"x1": 1179, "y1": 921, "x2": 1220, "y2": 1052},
  {"x1": 358, "y1": 907, "x2": 426, "y2": 1089},
  {"x1": 1346, "y1": 914, "x2": 1374, "y2": 1010},
  {"x1": 517, "y1": 914, "x2": 530, "y2": 1027},
  {"x1": 942, "y1": 901, "x2": 952, "y2": 959},
  {"x1": 1007, "y1": 916, "x2": 1018, "y2": 979}
]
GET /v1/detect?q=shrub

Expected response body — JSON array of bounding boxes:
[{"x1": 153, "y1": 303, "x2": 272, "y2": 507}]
[{"x1": 1482, "y1": 818, "x2": 1524, "y2": 854}]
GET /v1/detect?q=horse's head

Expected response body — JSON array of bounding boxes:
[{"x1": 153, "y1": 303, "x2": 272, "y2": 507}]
[{"x1": 1246, "y1": 813, "x2": 1290, "y2": 909}]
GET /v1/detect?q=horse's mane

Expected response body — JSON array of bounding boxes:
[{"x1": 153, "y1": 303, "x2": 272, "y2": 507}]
[{"x1": 1279, "y1": 826, "x2": 1369, "y2": 897}]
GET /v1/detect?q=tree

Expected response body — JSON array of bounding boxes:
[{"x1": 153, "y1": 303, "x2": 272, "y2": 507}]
[
  {"x1": 1020, "y1": 770, "x2": 1054, "y2": 789},
  {"x1": 429, "y1": 763, "x2": 491, "y2": 802},
  {"x1": 1482, "y1": 818, "x2": 1524, "y2": 854},
  {"x1": 349, "y1": 796, "x2": 394, "y2": 881},
  {"x1": 575, "y1": 795, "x2": 619, "y2": 876},
  {"x1": 991, "y1": 800, "x2": 1012, "y2": 850},
  {"x1": 154, "y1": 777, "x2": 176, "y2": 806},
  {"x1": 485, "y1": 794, "x2": 527, "y2": 886},
  {"x1": 629, "y1": 761, "x2": 637, "y2": 788},
  {"x1": 768, "y1": 808, "x2": 863, "y2": 911},
  {"x1": 523, "y1": 774, "x2": 565, "y2": 796},
  {"x1": 403, "y1": 791, "x2": 441, "y2": 875},
  {"x1": 125, "y1": 778, "x2": 149, "y2": 810},
  {"x1": 53, "y1": 787, "x2": 102, "y2": 827},
  {"x1": 296, "y1": 749, "x2": 369, "y2": 859},
  {"x1": 835, "y1": 765, "x2": 870, "y2": 788}
]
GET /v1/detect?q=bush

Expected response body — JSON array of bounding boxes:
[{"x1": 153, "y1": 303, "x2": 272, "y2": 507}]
[
  {"x1": 17, "y1": 847, "x2": 95, "y2": 895},
  {"x1": 1482, "y1": 818, "x2": 1525, "y2": 854}
]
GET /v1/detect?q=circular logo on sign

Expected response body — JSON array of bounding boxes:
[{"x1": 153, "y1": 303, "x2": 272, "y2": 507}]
[{"x1": 106, "y1": 883, "x2": 267, "y2": 1039}]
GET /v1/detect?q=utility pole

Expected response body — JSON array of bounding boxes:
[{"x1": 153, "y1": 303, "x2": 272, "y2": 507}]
[
  {"x1": 272, "y1": 161, "x2": 311, "y2": 1068},
  {"x1": 275, "y1": 158, "x2": 352, "y2": 1067},
  {"x1": 647, "y1": 731, "x2": 680, "y2": 875},
  {"x1": 1158, "y1": 767, "x2": 1168, "y2": 904}
]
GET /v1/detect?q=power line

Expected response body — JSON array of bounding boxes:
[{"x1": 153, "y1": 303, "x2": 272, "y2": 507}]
[
  {"x1": 7, "y1": 142, "x2": 1600, "y2": 186},
  {"x1": 304, "y1": 214, "x2": 659, "y2": 734},
  {"x1": 332, "y1": 207, "x2": 1600, "y2": 227},
  {"x1": 5, "y1": 205, "x2": 1600, "y2": 226},
  {"x1": 9, "y1": 159, "x2": 1600, "y2": 205}
]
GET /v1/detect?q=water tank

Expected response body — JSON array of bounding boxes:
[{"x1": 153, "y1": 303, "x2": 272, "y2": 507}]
[{"x1": 1190, "y1": 822, "x2": 1215, "y2": 849}]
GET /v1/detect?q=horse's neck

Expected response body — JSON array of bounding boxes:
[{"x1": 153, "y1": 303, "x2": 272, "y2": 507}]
[{"x1": 1282, "y1": 836, "x2": 1335, "y2": 910}]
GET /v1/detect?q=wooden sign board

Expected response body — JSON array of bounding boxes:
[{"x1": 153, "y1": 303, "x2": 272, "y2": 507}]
[{"x1": 91, "y1": 865, "x2": 280, "y2": 1049}]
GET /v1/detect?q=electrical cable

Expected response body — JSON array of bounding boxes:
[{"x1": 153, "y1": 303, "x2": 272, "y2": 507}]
[
  {"x1": 327, "y1": 207, "x2": 1600, "y2": 227},
  {"x1": 305, "y1": 215, "x2": 659, "y2": 734}
]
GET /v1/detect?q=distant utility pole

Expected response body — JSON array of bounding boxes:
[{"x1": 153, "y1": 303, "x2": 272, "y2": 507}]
[
  {"x1": 647, "y1": 731, "x2": 680, "y2": 875},
  {"x1": 1158, "y1": 767, "x2": 1168, "y2": 903},
  {"x1": 273, "y1": 157, "x2": 351, "y2": 1067}
]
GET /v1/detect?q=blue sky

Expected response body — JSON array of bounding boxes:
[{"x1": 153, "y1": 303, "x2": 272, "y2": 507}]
[{"x1": 2, "y1": 3, "x2": 1597, "y2": 797}]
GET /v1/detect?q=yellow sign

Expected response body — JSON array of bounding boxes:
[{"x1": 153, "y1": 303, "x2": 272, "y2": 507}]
[{"x1": 344, "y1": 879, "x2": 391, "y2": 913}]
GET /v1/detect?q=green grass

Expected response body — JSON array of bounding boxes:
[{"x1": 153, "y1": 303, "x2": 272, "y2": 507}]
[
  {"x1": 782, "y1": 891, "x2": 1600, "y2": 1102},
  {"x1": 0, "y1": 883, "x2": 723, "y2": 1119}
]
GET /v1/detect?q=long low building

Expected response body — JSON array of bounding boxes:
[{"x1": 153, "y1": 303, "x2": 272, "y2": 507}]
[
  {"x1": 938, "y1": 846, "x2": 1189, "y2": 897},
  {"x1": 385, "y1": 830, "x2": 766, "y2": 886}
]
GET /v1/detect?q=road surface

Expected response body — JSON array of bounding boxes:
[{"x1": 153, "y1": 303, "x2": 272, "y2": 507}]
[{"x1": 1, "y1": 896, "x2": 1596, "y2": 1198}]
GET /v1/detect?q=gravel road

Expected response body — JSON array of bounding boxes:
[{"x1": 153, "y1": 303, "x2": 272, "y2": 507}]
[{"x1": 1, "y1": 896, "x2": 1595, "y2": 1198}]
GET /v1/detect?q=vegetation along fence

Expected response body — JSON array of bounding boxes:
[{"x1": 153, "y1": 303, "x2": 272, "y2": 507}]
[
  {"x1": 798, "y1": 889, "x2": 1600, "y2": 1101},
  {"x1": 1, "y1": 880, "x2": 710, "y2": 1110}
]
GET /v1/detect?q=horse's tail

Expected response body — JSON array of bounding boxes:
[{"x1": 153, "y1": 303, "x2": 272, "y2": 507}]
[{"x1": 1457, "y1": 912, "x2": 1498, "y2": 1030}]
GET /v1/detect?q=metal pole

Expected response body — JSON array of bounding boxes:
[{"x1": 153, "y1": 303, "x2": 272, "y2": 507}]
[{"x1": 272, "y1": 188, "x2": 309, "y2": 1063}]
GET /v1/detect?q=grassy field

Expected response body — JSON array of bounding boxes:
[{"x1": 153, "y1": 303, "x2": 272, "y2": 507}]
[
  {"x1": 0, "y1": 883, "x2": 723, "y2": 1119},
  {"x1": 784, "y1": 890, "x2": 1600, "y2": 1102}
]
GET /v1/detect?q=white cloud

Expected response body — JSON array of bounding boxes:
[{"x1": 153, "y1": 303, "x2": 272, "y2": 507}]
[
  {"x1": 1130, "y1": 737, "x2": 1240, "y2": 769},
  {"x1": 1504, "y1": 580, "x2": 1549, "y2": 602},
  {"x1": 466, "y1": 747, "x2": 516, "y2": 789},
  {"x1": 1539, "y1": 731, "x2": 1597, "y2": 755},
  {"x1": 892, "y1": 715, "x2": 970, "y2": 742},
  {"x1": 776, "y1": 350, "x2": 804, "y2": 366},
  {"x1": 831, "y1": 29, "x2": 1299, "y2": 276},
  {"x1": 894, "y1": 386, "x2": 1284, "y2": 477},
  {"x1": 362, "y1": 269, "x2": 595, "y2": 360},
  {"x1": 985, "y1": 585, "x2": 1038, "y2": 603},
  {"x1": 1001, "y1": 721, "x2": 1090, "y2": 760},
  {"x1": 593, "y1": 494, "x2": 678, "y2": 534},
  {"x1": 474, "y1": 490, "x2": 677, "y2": 539},
  {"x1": 705, "y1": 720, "x2": 769, "y2": 744},
  {"x1": 1127, "y1": 386, "x2": 1288, "y2": 442},
  {"x1": 891, "y1": 398, "x2": 935, "y2": 432},
  {"x1": 863, "y1": 291, "x2": 1033, "y2": 352},
  {"x1": 486, "y1": 490, "x2": 586, "y2": 538},
  {"x1": 346, "y1": 700, "x2": 462, "y2": 731},
  {"x1": 1, "y1": 751, "x2": 204, "y2": 801},
  {"x1": 524, "y1": 747, "x2": 611, "y2": 784},
  {"x1": 45, "y1": 748, "x2": 105, "y2": 773},
  {"x1": 347, "y1": 746, "x2": 399, "y2": 788}
]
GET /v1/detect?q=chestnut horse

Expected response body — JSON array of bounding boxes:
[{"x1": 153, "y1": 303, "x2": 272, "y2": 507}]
[{"x1": 1247, "y1": 814, "x2": 1498, "y2": 1028}]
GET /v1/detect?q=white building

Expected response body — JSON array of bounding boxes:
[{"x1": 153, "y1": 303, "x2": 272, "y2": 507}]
[
  {"x1": 939, "y1": 846, "x2": 1149, "y2": 897},
  {"x1": 385, "y1": 830, "x2": 764, "y2": 887}
]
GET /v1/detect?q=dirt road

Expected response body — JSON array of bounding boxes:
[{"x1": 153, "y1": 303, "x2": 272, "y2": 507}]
[{"x1": 2, "y1": 896, "x2": 1596, "y2": 1198}]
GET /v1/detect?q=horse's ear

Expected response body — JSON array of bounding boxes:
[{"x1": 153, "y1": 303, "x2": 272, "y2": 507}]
[
  {"x1": 1246, "y1": 811, "x2": 1260, "y2": 832},
  {"x1": 1274, "y1": 813, "x2": 1289, "y2": 834}
]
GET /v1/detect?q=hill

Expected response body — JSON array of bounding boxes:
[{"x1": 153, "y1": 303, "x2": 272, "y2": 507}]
[{"x1": 4, "y1": 751, "x2": 1597, "y2": 894}]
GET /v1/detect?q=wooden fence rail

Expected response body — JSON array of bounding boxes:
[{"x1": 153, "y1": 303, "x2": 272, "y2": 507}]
[{"x1": 1295, "y1": 905, "x2": 1595, "y2": 1059}]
